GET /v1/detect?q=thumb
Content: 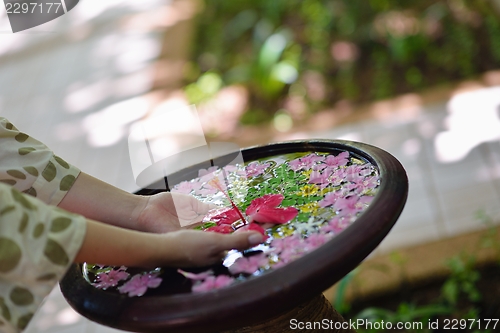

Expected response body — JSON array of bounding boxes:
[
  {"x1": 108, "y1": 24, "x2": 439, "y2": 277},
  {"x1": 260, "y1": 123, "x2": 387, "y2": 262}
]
[{"x1": 218, "y1": 231, "x2": 264, "y2": 251}]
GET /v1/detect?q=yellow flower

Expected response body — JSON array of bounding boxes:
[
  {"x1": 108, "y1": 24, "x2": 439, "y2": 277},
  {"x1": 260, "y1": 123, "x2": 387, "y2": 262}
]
[
  {"x1": 270, "y1": 224, "x2": 296, "y2": 239},
  {"x1": 297, "y1": 184, "x2": 319, "y2": 197},
  {"x1": 299, "y1": 202, "x2": 319, "y2": 215}
]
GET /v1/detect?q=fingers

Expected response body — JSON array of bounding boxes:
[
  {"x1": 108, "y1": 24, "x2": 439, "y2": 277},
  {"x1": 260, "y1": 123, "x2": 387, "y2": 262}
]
[
  {"x1": 165, "y1": 229, "x2": 264, "y2": 267},
  {"x1": 216, "y1": 231, "x2": 264, "y2": 252}
]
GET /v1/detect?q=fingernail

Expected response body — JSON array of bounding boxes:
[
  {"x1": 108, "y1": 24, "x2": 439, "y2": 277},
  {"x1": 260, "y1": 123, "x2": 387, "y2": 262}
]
[{"x1": 248, "y1": 233, "x2": 264, "y2": 245}]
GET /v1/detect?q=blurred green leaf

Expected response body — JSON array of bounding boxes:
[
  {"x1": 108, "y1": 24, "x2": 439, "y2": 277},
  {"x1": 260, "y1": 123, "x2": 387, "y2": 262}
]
[{"x1": 190, "y1": 0, "x2": 500, "y2": 124}]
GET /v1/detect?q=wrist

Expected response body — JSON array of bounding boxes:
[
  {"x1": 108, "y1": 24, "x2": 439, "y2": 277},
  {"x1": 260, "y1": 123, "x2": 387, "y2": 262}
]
[
  {"x1": 131, "y1": 194, "x2": 150, "y2": 232},
  {"x1": 155, "y1": 231, "x2": 186, "y2": 267},
  {"x1": 59, "y1": 172, "x2": 148, "y2": 230}
]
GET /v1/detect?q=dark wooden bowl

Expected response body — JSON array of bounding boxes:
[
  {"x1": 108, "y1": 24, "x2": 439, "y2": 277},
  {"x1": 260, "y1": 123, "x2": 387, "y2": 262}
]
[{"x1": 60, "y1": 140, "x2": 408, "y2": 333}]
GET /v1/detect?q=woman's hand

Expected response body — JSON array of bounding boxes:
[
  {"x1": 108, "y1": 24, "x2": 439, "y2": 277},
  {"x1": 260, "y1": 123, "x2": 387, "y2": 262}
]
[
  {"x1": 161, "y1": 229, "x2": 264, "y2": 267},
  {"x1": 59, "y1": 172, "x2": 214, "y2": 233},
  {"x1": 76, "y1": 221, "x2": 264, "y2": 268},
  {"x1": 137, "y1": 192, "x2": 214, "y2": 233}
]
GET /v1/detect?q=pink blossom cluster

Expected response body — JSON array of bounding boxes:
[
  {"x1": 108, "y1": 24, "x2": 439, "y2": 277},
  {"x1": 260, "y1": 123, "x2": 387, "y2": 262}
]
[
  {"x1": 319, "y1": 194, "x2": 374, "y2": 218},
  {"x1": 177, "y1": 269, "x2": 235, "y2": 293},
  {"x1": 93, "y1": 266, "x2": 129, "y2": 289},
  {"x1": 268, "y1": 233, "x2": 333, "y2": 268},
  {"x1": 171, "y1": 164, "x2": 250, "y2": 197},
  {"x1": 117, "y1": 273, "x2": 162, "y2": 297},
  {"x1": 307, "y1": 160, "x2": 376, "y2": 195},
  {"x1": 171, "y1": 167, "x2": 225, "y2": 196},
  {"x1": 245, "y1": 161, "x2": 271, "y2": 177},
  {"x1": 228, "y1": 253, "x2": 269, "y2": 275},
  {"x1": 320, "y1": 217, "x2": 349, "y2": 234},
  {"x1": 93, "y1": 268, "x2": 163, "y2": 297},
  {"x1": 289, "y1": 153, "x2": 326, "y2": 171}
]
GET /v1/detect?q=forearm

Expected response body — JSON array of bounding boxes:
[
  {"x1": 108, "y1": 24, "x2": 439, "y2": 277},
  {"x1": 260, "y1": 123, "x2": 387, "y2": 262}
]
[
  {"x1": 74, "y1": 219, "x2": 264, "y2": 268},
  {"x1": 58, "y1": 172, "x2": 148, "y2": 231},
  {"x1": 74, "y1": 219, "x2": 165, "y2": 268}
]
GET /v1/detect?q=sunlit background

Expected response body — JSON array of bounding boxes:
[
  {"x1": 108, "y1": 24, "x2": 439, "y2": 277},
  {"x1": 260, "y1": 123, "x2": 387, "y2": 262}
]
[{"x1": 1, "y1": 0, "x2": 500, "y2": 331}]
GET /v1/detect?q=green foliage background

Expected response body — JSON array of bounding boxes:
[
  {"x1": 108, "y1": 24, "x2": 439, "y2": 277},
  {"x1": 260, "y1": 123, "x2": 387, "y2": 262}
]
[{"x1": 185, "y1": 0, "x2": 500, "y2": 124}]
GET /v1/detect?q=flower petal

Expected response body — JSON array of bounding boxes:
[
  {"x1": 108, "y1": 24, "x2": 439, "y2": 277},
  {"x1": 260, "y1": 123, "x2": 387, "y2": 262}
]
[
  {"x1": 248, "y1": 206, "x2": 298, "y2": 224},
  {"x1": 236, "y1": 223, "x2": 268, "y2": 240},
  {"x1": 205, "y1": 225, "x2": 234, "y2": 234},
  {"x1": 203, "y1": 207, "x2": 241, "y2": 225},
  {"x1": 192, "y1": 275, "x2": 235, "y2": 293},
  {"x1": 245, "y1": 194, "x2": 284, "y2": 216},
  {"x1": 228, "y1": 253, "x2": 268, "y2": 275}
]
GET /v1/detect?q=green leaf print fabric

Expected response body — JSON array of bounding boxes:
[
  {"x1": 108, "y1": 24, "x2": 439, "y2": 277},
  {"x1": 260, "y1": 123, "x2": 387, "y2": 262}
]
[
  {"x1": 0, "y1": 117, "x2": 80, "y2": 205},
  {"x1": 0, "y1": 118, "x2": 87, "y2": 332}
]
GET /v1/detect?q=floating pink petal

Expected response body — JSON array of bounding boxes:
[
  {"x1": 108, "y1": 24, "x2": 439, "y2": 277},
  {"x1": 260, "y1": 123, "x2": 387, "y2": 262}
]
[
  {"x1": 222, "y1": 165, "x2": 237, "y2": 173},
  {"x1": 118, "y1": 274, "x2": 162, "y2": 297},
  {"x1": 333, "y1": 196, "x2": 363, "y2": 216},
  {"x1": 192, "y1": 275, "x2": 235, "y2": 293},
  {"x1": 304, "y1": 233, "x2": 329, "y2": 251},
  {"x1": 269, "y1": 234, "x2": 308, "y2": 267},
  {"x1": 198, "y1": 166, "x2": 219, "y2": 182},
  {"x1": 301, "y1": 153, "x2": 325, "y2": 168},
  {"x1": 343, "y1": 182, "x2": 359, "y2": 192},
  {"x1": 289, "y1": 154, "x2": 325, "y2": 171},
  {"x1": 362, "y1": 176, "x2": 379, "y2": 189},
  {"x1": 229, "y1": 253, "x2": 269, "y2": 275},
  {"x1": 327, "y1": 167, "x2": 346, "y2": 186},
  {"x1": 289, "y1": 158, "x2": 304, "y2": 171},
  {"x1": 222, "y1": 165, "x2": 247, "y2": 177},
  {"x1": 344, "y1": 165, "x2": 364, "y2": 183},
  {"x1": 279, "y1": 246, "x2": 306, "y2": 264},
  {"x1": 270, "y1": 234, "x2": 302, "y2": 253},
  {"x1": 348, "y1": 175, "x2": 379, "y2": 194},
  {"x1": 245, "y1": 161, "x2": 271, "y2": 177},
  {"x1": 344, "y1": 165, "x2": 372, "y2": 183},
  {"x1": 195, "y1": 174, "x2": 227, "y2": 195},
  {"x1": 321, "y1": 217, "x2": 345, "y2": 234},
  {"x1": 93, "y1": 268, "x2": 130, "y2": 289},
  {"x1": 308, "y1": 170, "x2": 330, "y2": 186},
  {"x1": 324, "y1": 151, "x2": 349, "y2": 168},
  {"x1": 312, "y1": 164, "x2": 327, "y2": 171},
  {"x1": 318, "y1": 191, "x2": 343, "y2": 208}
]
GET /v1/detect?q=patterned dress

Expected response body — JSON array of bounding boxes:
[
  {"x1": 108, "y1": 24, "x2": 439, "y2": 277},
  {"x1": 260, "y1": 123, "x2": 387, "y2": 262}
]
[{"x1": 0, "y1": 117, "x2": 86, "y2": 332}]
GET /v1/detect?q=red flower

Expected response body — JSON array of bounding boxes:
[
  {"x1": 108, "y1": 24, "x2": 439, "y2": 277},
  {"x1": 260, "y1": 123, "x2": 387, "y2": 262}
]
[
  {"x1": 203, "y1": 207, "x2": 241, "y2": 225},
  {"x1": 204, "y1": 224, "x2": 234, "y2": 234},
  {"x1": 202, "y1": 194, "x2": 297, "y2": 241},
  {"x1": 235, "y1": 223, "x2": 269, "y2": 240},
  {"x1": 245, "y1": 194, "x2": 298, "y2": 224}
]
